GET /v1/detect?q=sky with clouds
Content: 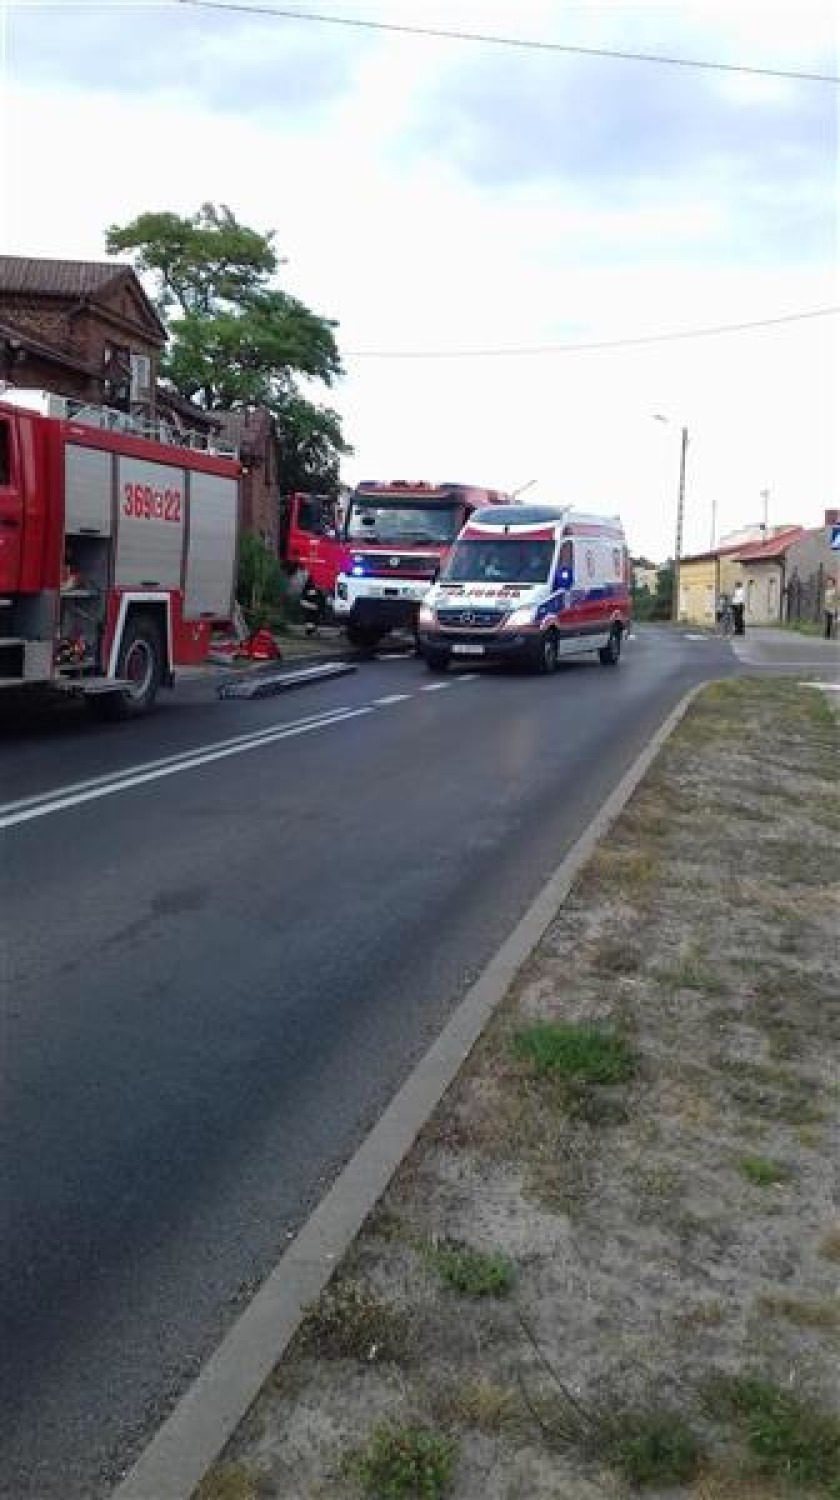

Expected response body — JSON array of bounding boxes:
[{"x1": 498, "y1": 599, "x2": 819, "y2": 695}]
[{"x1": 1, "y1": 0, "x2": 837, "y2": 558}]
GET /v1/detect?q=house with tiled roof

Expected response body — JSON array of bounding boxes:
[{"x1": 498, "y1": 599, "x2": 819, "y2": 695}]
[
  {"x1": 676, "y1": 540, "x2": 749, "y2": 624},
  {"x1": 736, "y1": 511, "x2": 840, "y2": 628},
  {"x1": 734, "y1": 527, "x2": 804, "y2": 624},
  {"x1": 0, "y1": 255, "x2": 166, "y2": 414}
]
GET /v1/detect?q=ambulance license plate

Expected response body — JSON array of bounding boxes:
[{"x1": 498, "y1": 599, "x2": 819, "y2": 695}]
[{"x1": 452, "y1": 644, "x2": 485, "y2": 656}]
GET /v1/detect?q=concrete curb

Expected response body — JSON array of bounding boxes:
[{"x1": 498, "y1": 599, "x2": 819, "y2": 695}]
[{"x1": 112, "y1": 682, "x2": 705, "y2": 1500}]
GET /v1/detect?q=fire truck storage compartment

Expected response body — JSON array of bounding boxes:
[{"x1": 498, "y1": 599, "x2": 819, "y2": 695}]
[
  {"x1": 59, "y1": 534, "x2": 110, "y2": 673},
  {"x1": 115, "y1": 455, "x2": 185, "y2": 590},
  {"x1": 65, "y1": 444, "x2": 113, "y2": 535},
  {"x1": 62, "y1": 444, "x2": 114, "y2": 673},
  {"x1": 184, "y1": 471, "x2": 238, "y2": 619}
]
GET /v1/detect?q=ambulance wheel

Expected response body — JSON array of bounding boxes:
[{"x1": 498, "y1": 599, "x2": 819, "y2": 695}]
[
  {"x1": 599, "y1": 625, "x2": 622, "y2": 667},
  {"x1": 95, "y1": 614, "x2": 164, "y2": 718},
  {"x1": 425, "y1": 649, "x2": 449, "y2": 673},
  {"x1": 537, "y1": 628, "x2": 559, "y2": 674}
]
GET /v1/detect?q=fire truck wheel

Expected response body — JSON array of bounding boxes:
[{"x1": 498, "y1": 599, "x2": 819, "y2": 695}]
[
  {"x1": 537, "y1": 628, "x2": 559, "y2": 674},
  {"x1": 96, "y1": 614, "x2": 164, "y2": 718},
  {"x1": 346, "y1": 623, "x2": 381, "y2": 656},
  {"x1": 599, "y1": 625, "x2": 622, "y2": 666}
]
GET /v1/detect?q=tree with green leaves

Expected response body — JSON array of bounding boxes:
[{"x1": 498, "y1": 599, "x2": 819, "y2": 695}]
[{"x1": 106, "y1": 203, "x2": 350, "y2": 492}]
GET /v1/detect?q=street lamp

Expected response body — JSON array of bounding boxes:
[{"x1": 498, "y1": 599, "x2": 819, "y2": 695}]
[{"x1": 653, "y1": 415, "x2": 689, "y2": 622}]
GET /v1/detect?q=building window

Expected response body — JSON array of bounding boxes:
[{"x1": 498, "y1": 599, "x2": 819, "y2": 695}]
[{"x1": 130, "y1": 352, "x2": 152, "y2": 401}]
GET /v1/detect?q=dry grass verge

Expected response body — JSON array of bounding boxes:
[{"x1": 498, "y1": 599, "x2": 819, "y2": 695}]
[{"x1": 198, "y1": 680, "x2": 840, "y2": 1499}]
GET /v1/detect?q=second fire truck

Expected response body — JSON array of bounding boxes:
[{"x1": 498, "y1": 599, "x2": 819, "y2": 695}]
[{"x1": 280, "y1": 481, "x2": 513, "y2": 649}]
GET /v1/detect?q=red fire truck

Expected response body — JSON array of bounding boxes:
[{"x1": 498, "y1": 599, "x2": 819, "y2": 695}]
[
  {"x1": 0, "y1": 389, "x2": 240, "y2": 716},
  {"x1": 279, "y1": 482, "x2": 513, "y2": 648}
]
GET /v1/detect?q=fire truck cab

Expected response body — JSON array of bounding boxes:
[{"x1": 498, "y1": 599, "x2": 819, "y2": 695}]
[
  {"x1": 416, "y1": 503, "x2": 631, "y2": 673},
  {"x1": 333, "y1": 480, "x2": 513, "y2": 650},
  {"x1": 0, "y1": 389, "x2": 240, "y2": 716}
]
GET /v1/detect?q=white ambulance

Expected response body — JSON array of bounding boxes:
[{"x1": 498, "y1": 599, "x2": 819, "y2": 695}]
[{"x1": 416, "y1": 504, "x2": 631, "y2": 673}]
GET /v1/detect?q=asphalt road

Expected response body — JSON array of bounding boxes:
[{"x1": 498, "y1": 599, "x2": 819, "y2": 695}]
[{"x1": 1, "y1": 627, "x2": 739, "y2": 1498}]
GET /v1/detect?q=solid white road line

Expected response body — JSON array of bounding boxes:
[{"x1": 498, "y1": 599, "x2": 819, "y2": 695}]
[
  {"x1": 2, "y1": 672, "x2": 484, "y2": 831},
  {"x1": 0, "y1": 707, "x2": 370, "y2": 818},
  {"x1": 0, "y1": 707, "x2": 372, "y2": 831}
]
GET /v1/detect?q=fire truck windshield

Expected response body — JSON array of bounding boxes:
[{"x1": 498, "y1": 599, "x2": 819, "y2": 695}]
[
  {"x1": 444, "y1": 540, "x2": 554, "y2": 584},
  {"x1": 346, "y1": 501, "x2": 462, "y2": 545}
]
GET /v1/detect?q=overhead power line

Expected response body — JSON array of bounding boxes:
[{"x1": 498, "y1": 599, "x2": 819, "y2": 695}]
[
  {"x1": 175, "y1": 0, "x2": 840, "y2": 84},
  {"x1": 343, "y1": 307, "x2": 840, "y2": 360}
]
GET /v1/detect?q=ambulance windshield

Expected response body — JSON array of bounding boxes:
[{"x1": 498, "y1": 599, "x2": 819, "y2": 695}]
[{"x1": 444, "y1": 539, "x2": 554, "y2": 585}]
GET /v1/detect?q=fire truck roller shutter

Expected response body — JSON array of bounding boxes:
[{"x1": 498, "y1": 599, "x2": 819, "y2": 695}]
[
  {"x1": 184, "y1": 471, "x2": 238, "y2": 620},
  {"x1": 65, "y1": 445, "x2": 112, "y2": 535}
]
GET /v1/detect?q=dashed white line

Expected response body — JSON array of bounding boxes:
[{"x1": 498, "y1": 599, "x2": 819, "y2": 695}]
[
  {"x1": 372, "y1": 693, "x2": 412, "y2": 706},
  {"x1": 421, "y1": 681, "x2": 452, "y2": 691}
]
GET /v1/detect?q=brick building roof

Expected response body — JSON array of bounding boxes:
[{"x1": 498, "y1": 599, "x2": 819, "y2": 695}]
[
  {"x1": 0, "y1": 256, "x2": 130, "y2": 297},
  {"x1": 0, "y1": 256, "x2": 167, "y2": 341}
]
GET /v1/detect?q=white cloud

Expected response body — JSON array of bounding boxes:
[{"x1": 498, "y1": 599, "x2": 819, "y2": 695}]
[{"x1": 1, "y1": 0, "x2": 837, "y2": 558}]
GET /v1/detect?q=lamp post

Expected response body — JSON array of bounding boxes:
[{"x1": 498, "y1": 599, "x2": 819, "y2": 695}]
[{"x1": 654, "y1": 415, "x2": 689, "y2": 623}]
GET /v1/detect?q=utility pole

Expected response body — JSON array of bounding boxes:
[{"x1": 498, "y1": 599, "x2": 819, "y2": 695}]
[
  {"x1": 672, "y1": 425, "x2": 688, "y2": 622},
  {"x1": 710, "y1": 494, "x2": 717, "y2": 552}
]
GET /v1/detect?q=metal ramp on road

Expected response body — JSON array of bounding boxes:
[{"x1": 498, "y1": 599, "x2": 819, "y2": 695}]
[{"x1": 217, "y1": 661, "x2": 356, "y2": 700}]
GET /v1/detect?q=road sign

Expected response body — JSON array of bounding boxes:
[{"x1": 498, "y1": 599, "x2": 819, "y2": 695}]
[{"x1": 831, "y1": 525, "x2": 840, "y2": 551}]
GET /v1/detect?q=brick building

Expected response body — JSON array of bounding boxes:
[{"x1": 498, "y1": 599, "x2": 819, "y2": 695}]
[
  {"x1": 213, "y1": 407, "x2": 281, "y2": 553},
  {"x1": 0, "y1": 255, "x2": 166, "y2": 414}
]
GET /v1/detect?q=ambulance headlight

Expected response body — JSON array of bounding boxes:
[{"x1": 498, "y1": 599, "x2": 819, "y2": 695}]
[
  {"x1": 418, "y1": 602, "x2": 436, "y2": 627},
  {"x1": 505, "y1": 605, "x2": 536, "y2": 628}
]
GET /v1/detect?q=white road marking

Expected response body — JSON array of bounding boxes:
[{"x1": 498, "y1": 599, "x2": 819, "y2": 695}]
[
  {"x1": 801, "y1": 680, "x2": 840, "y2": 691},
  {"x1": 0, "y1": 707, "x2": 372, "y2": 831},
  {"x1": 4, "y1": 668, "x2": 484, "y2": 831},
  {"x1": 1, "y1": 707, "x2": 363, "y2": 817},
  {"x1": 684, "y1": 633, "x2": 710, "y2": 641}
]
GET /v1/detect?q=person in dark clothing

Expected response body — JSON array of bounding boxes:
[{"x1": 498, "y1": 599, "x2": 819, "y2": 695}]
[{"x1": 732, "y1": 580, "x2": 746, "y2": 635}]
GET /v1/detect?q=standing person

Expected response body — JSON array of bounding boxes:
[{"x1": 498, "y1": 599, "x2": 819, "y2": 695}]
[
  {"x1": 825, "y1": 576, "x2": 837, "y2": 640},
  {"x1": 732, "y1": 579, "x2": 746, "y2": 636}
]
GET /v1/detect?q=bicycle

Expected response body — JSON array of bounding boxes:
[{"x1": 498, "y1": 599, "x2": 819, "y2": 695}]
[{"x1": 717, "y1": 603, "x2": 735, "y2": 637}]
